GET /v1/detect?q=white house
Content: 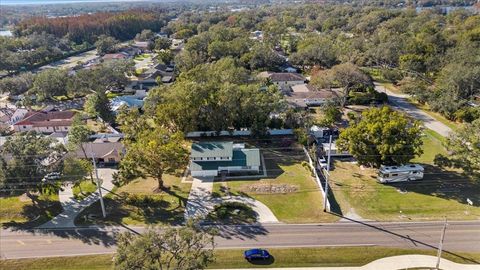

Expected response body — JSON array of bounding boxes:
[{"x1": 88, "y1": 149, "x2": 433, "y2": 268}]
[
  {"x1": 286, "y1": 84, "x2": 339, "y2": 108},
  {"x1": 13, "y1": 111, "x2": 76, "y2": 133},
  {"x1": 258, "y1": 72, "x2": 306, "y2": 92},
  {"x1": 190, "y1": 142, "x2": 261, "y2": 177}
]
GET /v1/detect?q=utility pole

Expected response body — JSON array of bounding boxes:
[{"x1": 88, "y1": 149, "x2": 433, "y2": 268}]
[
  {"x1": 323, "y1": 135, "x2": 333, "y2": 212},
  {"x1": 90, "y1": 144, "x2": 106, "y2": 218},
  {"x1": 436, "y1": 217, "x2": 448, "y2": 270}
]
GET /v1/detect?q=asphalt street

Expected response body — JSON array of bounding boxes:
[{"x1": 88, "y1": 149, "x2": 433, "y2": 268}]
[
  {"x1": 374, "y1": 82, "x2": 453, "y2": 137},
  {"x1": 1, "y1": 220, "x2": 479, "y2": 260}
]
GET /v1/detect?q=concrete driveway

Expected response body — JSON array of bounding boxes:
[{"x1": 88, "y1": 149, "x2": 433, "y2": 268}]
[{"x1": 185, "y1": 177, "x2": 279, "y2": 223}]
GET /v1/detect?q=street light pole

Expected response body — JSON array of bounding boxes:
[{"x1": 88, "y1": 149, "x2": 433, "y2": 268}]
[
  {"x1": 436, "y1": 217, "x2": 448, "y2": 270},
  {"x1": 90, "y1": 144, "x2": 106, "y2": 218},
  {"x1": 323, "y1": 135, "x2": 332, "y2": 212}
]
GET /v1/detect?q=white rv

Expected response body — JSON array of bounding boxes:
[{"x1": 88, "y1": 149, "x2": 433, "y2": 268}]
[{"x1": 378, "y1": 164, "x2": 424, "y2": 183}]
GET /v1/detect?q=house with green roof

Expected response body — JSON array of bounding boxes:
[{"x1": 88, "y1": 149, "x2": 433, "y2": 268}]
[{"x1": 190, "y1": 142, "x2": 261, "y2": 177}]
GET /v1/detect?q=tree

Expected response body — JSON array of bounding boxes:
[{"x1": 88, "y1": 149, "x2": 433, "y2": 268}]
[
  {"x1": 30, "y1": 69, "x2": 68, "y2": 101},
  {"x1": 434, "y1": 119, "x2": 480, "y2": 174},
  {"x1": 241, "y1": 44, "x2": 285, "y2": 71},
  {"x1": 0, "y1": 72, "x2": 34, "y2": 96},
  {"x1": 321, "y1": 103, "x2": 342, "y2": 126},
  {"x1": 0, "y1": 131, "x2": 66, "y2": 194},
  {"x1": 312, "y1": 63, "x2": 372, "y2": 107},
  {"x1": 116, "y1": 107, "x2": 148, "y2": 145},
  {"x1": 155, "y1": 37, "x2": 172, "y2": 51},
  {"x1": 157, "y1": 50, "x2": 174, "y2": 64},
  {"x1": 337, "y1": 106, "x2": 423, "y2": 167},
  {"x1": 62, "y1": 156, "x2": 93, "y2": 193},
  {"x1": 156, "y1": 58, "x2": 283, "y2": 134},
  {"x1": 115, "y1": 224, "x2": 215, "y2": 270},
  {"x1": 95, "y1": 35, "x2": 119, "y2": 55},
  {"x1": 135, "y1": 29, "x2": 155, "y2": 41},
  {"x1": 68, "y1": 60, "x2": 133, "y2": 96},
  {"x1": 119, "y1": 128, "x2": 188, "y2": 190},
  {"x1": 290, "y1": 35, "x2": 337, "y2": 68},
  {"x1": 398, "y1": 77, "x2": 430, "y2": 104},
  {"x1": 84, "y1": 92, "x2": 114, "y2": 124}
]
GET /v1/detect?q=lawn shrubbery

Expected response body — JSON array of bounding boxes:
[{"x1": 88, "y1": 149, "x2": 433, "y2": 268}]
[{"x1": 207, "y1": 202, "x2": 257, "y2": 224}]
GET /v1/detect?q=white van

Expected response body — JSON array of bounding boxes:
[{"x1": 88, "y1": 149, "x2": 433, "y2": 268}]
[{"x1": 378, "y1": 164, "x2": 424, "y2": 183}]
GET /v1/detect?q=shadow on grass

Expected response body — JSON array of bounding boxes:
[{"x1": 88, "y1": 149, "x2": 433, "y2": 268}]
[
  {"x1": 1, "y1": 193, "x2": 62, "y2": 229},
  {"x1": 75, "y1": 189, "x2": 188, "y2": 227},
  {"x1": 327, "y1": 212, "x2": 479, "y2": 264},
  {"x1": 247, "y1": 256, "x2": 275, "y2": 265},
  {"x1": 388, "y1": 164, "x2": 480, "y2": 208}
]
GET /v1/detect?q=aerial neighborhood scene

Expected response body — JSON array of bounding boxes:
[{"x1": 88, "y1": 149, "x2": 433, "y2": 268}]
[{"x1": 0, "y1": 0, "x2": 480, "y2": 269}]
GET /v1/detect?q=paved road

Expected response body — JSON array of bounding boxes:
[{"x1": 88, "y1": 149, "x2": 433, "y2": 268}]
[
  {"x1": 375, "y1": 83, "x2": 453, "y2": 137},
  {"x1": 36, "y1": 49, "x2": 99, "y2": 72},
  {"x1": 1, "y1": 220, "x2": 479, "y2": 259}
]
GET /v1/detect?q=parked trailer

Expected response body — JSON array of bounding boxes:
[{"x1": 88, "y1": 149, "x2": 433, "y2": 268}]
[{"x1": 378, "y1": 164, "x2": 424, "y2": 183}]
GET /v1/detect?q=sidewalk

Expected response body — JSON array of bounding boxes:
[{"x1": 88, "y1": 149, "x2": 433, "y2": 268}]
[
  {"x1": 184, "y1": 177, "x2": 279, "y2": 223},
  {"x1": 37, "y1": 168, "x2": 116, "y2": 229},
  {"x1": 219, "y1": 255, "x2": 480, "y2": 270}
]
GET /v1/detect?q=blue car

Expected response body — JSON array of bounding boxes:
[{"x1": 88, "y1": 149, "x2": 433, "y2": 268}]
[{"x1": 244, "y1": 249, "x2": 271, "y2": 261}]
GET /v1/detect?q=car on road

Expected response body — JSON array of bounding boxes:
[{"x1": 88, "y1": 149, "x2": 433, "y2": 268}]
[
  {"x1": 244, "y1": 248, "x2": 271, "y2": 261},
  {"x1": 317, "y1": 157, "x2": 328, "y2": 170}
]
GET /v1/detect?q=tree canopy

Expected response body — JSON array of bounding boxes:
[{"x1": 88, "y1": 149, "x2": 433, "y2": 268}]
[
  {"x1": 115, "y1": 224, "x2": 215, "y2": 270},
  {"x1": 154, "y1": 58, "x2": 284, "y2": 134},
  {"x1": 337, "y1": 106, "x2": 423, "y2": 167}
]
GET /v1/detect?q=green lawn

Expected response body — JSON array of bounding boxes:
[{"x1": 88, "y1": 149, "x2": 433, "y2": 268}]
[
  {"x1": 0, "y1": 193, "x2": 62, "y2": 228},
  {"x1": 412, "y1": 129, "x2": 447, "y2": 164},
  {"x1": 329, "y1": 161, "x2": 480, "y2": 221},
  {"x1": 75, "y1": 174, "x2": 191, "y2": 226},
  {"x1": 212, "y1": 145, "x2": 338, "y2": 223},
  {"x1": 72, "y1": 180, "x2": 98, "y2": 200},
  {"x1": 2, "y1": 247, "x2": 479, "y2": 270}
]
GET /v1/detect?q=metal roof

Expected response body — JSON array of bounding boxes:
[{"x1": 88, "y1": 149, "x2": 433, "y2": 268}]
[
  {"x1": 190, "y1": 148, "x2": 260, "y2": 171},
  {"x1": 190, "y1": 142, "x2": 233, "y2": 159}
]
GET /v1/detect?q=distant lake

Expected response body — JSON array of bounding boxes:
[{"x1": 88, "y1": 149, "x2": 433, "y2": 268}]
[
  {"x1": 0, "y1": 30, "x2": 13, "y2": 37},
  {"x1": 1, "y1": 0, "x2": 142, "y2": 5}
]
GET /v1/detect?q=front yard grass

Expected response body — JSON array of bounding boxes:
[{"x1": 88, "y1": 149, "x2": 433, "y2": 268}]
[
  {"x1": 412, "y1": 129, "x2": 447, "y2": 164},
  {"x1": 329, "y1": 161, "x2": 480, "y2": 221},
  {"x1": 212, "y1": 144, "x2": 338, "y2": 223},
  {"x1": 72, "y1": 179, "x2": 97, "y2": 200},
  {"x1": 2, "y1": 247, "x2": 479, "y2": 269},
  {"x1": 75, "y1": 174, "x2": 191, "y2": 226},
  {"x1": 0, "y1": 193, "x2": 62, "y2": 228}
]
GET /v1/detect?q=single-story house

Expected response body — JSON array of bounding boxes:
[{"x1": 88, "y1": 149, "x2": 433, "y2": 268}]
[
  {"x1": 285, "y1": 85, "x2": 339, "y2": 108},
  {"x1": 132, "y1": 41, "x2": 151, "y2": 52},
  {"x1": 75, "y1": 136, "x2": 124, "y2": 164},
  {"x1": 13, "y1": 110, "x2": 76, "y2": 133},
  {"x1": 110, "y1": 96, "x2": 144, "y2": 112},
  {"x1": 258, "y1": 72, "x2": 306, "y2": 92},
  {"x1": 190, "y1": 142, "x2": 261, "y2": 177}
]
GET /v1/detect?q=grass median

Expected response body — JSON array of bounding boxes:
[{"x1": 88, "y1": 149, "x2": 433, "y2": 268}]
[{"x1": 2, "y1": 247, "x2": 479, "y2": 269}]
